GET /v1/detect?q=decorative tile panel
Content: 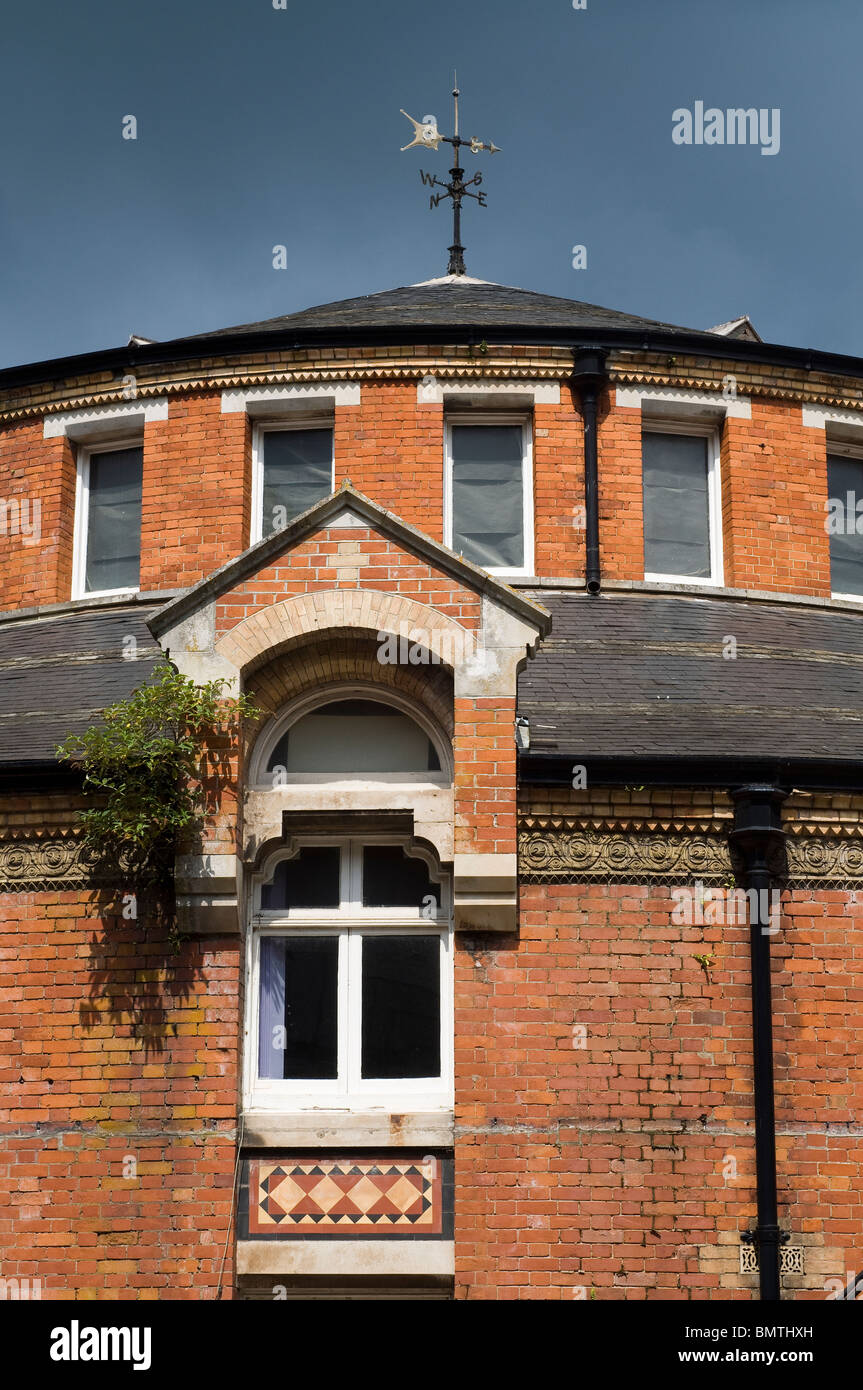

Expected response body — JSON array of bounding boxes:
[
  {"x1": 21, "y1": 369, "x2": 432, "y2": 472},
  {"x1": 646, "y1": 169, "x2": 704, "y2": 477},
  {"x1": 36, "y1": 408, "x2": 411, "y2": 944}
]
[{"x1": 247, "y1": 1157, "x2": 443, "y2": 1236}]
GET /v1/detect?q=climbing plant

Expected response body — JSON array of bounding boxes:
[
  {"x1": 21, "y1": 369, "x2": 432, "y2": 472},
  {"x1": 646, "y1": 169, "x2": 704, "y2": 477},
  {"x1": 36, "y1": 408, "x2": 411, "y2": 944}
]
[{"x1": 56, "y1": 661, "x2": 261, "y2": 918}]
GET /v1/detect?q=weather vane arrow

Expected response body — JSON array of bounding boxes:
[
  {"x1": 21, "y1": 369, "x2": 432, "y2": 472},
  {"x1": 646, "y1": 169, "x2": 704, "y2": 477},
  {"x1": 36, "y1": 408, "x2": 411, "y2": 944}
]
[{"x1": 400, "y1": 75, "x2": 500, "y2": 277}]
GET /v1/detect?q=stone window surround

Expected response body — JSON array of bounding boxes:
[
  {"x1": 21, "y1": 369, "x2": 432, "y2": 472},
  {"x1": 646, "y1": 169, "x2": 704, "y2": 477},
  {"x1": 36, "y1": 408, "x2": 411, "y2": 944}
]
[
  {"x1": 615, "y1": 383, "x2": 752, "y2": 421},
  {"x1": 43, "y1": 398, "x2": 169, "y2": 440},
  {"x1": 221, "y1": 383, "x2": 361, "y2": 414},
  {"x1": 416, "y1": 377, "x2": 561, "y2": 406}
]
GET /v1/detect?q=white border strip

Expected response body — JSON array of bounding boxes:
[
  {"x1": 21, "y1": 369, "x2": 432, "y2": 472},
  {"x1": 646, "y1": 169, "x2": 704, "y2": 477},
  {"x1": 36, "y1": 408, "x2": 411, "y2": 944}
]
[
  {"x1": 44, "y1": 399, "x2": 169, "y2": 439},
  {"x1": 802, "y1": 404, "x2": 863, "y2": 431},
  {"x1": 418, "y1": 378, "x2": 560, "y2": 406},
  {"x1": 222, "y1": 383, "x2": 361, "y2": 413},
  {"x1": 615, "y1": 384, "x2": 751, "y2": 420}
]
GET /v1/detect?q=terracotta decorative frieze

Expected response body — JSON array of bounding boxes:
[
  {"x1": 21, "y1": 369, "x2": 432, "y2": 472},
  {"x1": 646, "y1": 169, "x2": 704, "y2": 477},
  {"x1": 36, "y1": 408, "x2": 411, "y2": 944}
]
[
  {"x1": 518, "y1": 815, "x2": 733, "y2": 883},
  {"x1": 785, "y1": 835, "x2": 863, "y2": 885},
  {"x1": 7, "y1": 821, "x2": 863, "y2": 893},
  {"x1": 0, "y1": 830, "x2": 129, "y2": 891},
  {"x1": 518, "y1": 815, "x2": 863, "y2": 888}
]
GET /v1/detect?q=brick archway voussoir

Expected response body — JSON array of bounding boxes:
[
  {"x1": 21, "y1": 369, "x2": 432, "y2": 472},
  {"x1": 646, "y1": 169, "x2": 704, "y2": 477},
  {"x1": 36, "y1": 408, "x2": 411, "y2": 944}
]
[{"x1": 215, "y1": 589, "x2": 475, "y2": 673}]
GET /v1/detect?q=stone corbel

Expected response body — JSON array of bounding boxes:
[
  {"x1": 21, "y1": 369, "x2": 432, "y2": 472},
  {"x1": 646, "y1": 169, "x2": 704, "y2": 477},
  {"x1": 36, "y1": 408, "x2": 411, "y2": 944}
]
[
  {"x1": 175, "y1": 853, "x2": 243, "y2": 935},
  {"x1": 453, "y1": 853, "x2": 518, "y2": 933}
]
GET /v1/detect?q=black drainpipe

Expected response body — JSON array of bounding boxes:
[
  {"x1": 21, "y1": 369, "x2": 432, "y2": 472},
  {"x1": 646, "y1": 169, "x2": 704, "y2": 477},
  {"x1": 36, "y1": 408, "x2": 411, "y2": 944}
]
[
  {"x1": 729, "y1": 784, "x2": 789, "y2": 1301},
  {"x1": 571, "y1": 349, "x2": 607, "y2": 595}
]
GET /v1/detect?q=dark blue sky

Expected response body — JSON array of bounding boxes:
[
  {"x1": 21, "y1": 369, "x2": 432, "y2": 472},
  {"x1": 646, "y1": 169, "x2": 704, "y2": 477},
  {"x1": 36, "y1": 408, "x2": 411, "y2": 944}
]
[{"x1": 0, "y1": 0, "x2": 858, "y2": 368}]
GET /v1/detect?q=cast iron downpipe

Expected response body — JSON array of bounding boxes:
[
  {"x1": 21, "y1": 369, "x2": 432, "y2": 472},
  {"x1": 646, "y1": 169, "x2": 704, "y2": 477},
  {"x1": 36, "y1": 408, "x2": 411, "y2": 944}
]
[
  {"x1": 571, "y1": 349, "x2": 607, "y2": 595},
  {"x1": 729, "y1": 784, "x2": 789, "y2": 1301}
]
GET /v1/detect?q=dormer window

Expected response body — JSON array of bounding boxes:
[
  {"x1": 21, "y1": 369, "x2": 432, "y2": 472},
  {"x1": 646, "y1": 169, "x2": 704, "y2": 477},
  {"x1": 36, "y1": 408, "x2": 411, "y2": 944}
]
[{"x1": 252, "y1": 422, "x2": 334, "y2": 541}]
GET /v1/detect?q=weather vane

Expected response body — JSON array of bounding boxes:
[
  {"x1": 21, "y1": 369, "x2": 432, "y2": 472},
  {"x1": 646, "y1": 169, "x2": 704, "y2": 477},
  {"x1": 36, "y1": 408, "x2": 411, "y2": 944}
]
[{"x1": 400, "y1": 75, "x2": 500, "y2": 277}]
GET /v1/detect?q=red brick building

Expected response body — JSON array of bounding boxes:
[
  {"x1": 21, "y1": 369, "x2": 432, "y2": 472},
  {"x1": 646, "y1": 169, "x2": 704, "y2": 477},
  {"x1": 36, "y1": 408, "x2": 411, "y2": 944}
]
[{"x1": 2, "y1": 275, "x2": 863, "y2": 1300}]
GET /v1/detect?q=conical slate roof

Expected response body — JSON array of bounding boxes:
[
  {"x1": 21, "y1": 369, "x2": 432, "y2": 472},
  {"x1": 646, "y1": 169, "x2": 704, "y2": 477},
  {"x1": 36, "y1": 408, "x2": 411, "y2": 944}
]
[{"x1": 188, "y1": 276, "x2": 722, "y2": 342}]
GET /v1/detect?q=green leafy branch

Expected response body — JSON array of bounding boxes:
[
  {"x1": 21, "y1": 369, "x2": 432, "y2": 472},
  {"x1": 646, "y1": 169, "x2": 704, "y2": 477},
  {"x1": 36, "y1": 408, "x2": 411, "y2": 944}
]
[{"x1": 56, "y1": 661, "x2": 261, "y2": 913}]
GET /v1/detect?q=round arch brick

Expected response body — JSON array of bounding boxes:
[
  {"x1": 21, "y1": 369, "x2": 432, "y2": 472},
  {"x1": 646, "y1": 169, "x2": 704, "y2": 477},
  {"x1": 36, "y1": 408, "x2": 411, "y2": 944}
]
[{"x1": 215, "y1": 588, "x2": 477, "y2": 676}]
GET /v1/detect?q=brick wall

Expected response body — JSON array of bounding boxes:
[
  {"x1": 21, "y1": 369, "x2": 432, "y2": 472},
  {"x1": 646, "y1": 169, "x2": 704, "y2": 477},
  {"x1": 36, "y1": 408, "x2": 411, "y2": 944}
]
[
  {"x1": 213, "y1": 527, "x2": 483, "y2": 637},
  {"x1": 0, "y1": 423, "x2": 74, "y2": 610},
  {"x1": 451, "y1": 787, "x2": 863, "y2": 1300},
  {"x1": 0, "y1": 882, "x2": 240, "y2": 1300},
  {"x1": 140, "y1": 396, "x2": 250, "y2": 593},
  {"x1": 0, "y1": 359, "x2": 852, "y2": 613},
  {"x1": 721, "y1": 401, "x2": 830, "y2": 595},
  {"x1": 337, "y1": 382, "x2": 444, "y2": 539},
  {"x1": 534, "y1": 387, "x2": 585, "y2": 578},
  {"x1": 598, "y1": 390, "x2": 644, "y2": 582}
]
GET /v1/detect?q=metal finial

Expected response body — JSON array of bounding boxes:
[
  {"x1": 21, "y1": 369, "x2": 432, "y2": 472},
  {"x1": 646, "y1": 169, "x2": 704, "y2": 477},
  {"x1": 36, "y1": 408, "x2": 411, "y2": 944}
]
[{"x1": 400, "y1": 82, "x2": 500, "y2": 277}]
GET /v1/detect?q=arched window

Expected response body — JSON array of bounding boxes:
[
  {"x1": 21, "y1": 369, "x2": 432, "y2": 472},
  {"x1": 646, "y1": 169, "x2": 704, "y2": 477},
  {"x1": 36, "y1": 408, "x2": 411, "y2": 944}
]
[{"x1": 253, "y1": 686, "x2": 451, "y2": 784}]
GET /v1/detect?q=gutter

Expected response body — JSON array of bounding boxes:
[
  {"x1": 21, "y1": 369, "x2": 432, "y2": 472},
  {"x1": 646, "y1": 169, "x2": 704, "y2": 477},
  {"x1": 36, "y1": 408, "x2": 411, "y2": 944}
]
[
  {"x1": 0, "y1": 321, "x2": 859, "y2": 395},
  {"x1": 517, "y1": 752, "x2": 863, "y2": 793}
]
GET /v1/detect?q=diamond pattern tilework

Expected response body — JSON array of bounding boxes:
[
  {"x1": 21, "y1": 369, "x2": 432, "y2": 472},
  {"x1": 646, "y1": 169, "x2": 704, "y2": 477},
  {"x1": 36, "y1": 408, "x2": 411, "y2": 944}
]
[{"x1": 249, "y1": 1158, "x2": 443, "y2": 1235}]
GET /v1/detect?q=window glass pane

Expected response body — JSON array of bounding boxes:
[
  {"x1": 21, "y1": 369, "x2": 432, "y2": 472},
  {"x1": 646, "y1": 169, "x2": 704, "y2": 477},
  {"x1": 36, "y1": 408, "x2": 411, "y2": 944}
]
[
  {"x1": 260, "y1": 846, "x2": 340, "y2": 910},
  {"x1": 262, "y1": 428, "x2": 332, "y2": 535},
  {"x1": 258, "y1": 936, "x2": 338, "y2": 1079},
  {"x1": 267, "y1": 700, "x2": 440, "y2": 775},
  {"x1": 827, "y1": 455, "x2": 863, "y2": 594},
  {"x1": 451, "y1": 424, "x2": 524, "y2": 569},
  {"x1": 642, "y1": 432, "x2": 711, "y2": 578},
  {"x1": 362, "y1": 845, "x2": 441, "y2": 909},
  {"x1": 361, "y1": 935, "x2": 440, "y2": 1079},
  {"x1": 85, "y1": 446, "x2": 143, "y2": 592}
]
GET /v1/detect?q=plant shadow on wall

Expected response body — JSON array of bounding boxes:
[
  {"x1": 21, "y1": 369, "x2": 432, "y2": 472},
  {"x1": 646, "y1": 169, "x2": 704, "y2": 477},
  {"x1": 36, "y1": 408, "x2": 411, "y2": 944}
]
[{"x1": 56, "y1": 662, "x2": 261, "y2": 1056}]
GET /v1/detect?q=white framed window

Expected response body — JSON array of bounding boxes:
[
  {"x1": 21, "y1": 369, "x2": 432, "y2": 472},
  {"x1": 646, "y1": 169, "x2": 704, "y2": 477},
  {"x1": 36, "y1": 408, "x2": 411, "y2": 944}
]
[
  {"x1": 251, "y1": 418, "x2": 335, "y2": 544},
  {"x1": 72, "y1": 438, "x2": 143, "y2": 598},
  {"x1": 826, "y1": 442, "x2": 863, "y2": 599},
  {"x1": 244, "y1": 836, "x2": 453, "y2": 1113},
  {"x1": 642, "y1": 421, "x2": 723, "y2": 585},
  {"x1": 444, "y1": 413, "x2": 534, "y2": 576}
]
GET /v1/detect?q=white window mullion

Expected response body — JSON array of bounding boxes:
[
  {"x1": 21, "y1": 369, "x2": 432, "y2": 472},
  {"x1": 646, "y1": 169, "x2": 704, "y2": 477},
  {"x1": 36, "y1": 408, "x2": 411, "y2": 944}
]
[{"x1": 344, "y1": 931, "x2": 361, "y2": 1095}]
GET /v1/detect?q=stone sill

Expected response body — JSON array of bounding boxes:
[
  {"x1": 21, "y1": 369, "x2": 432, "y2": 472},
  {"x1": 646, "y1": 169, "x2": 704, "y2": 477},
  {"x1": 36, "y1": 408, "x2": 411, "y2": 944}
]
[
  {"x1": 242, "y1": 1110, "x2": 454, "y2": 1149},
  {"x1": 237, "y1": 1240, "x2": 454, "y2": 1277}
]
